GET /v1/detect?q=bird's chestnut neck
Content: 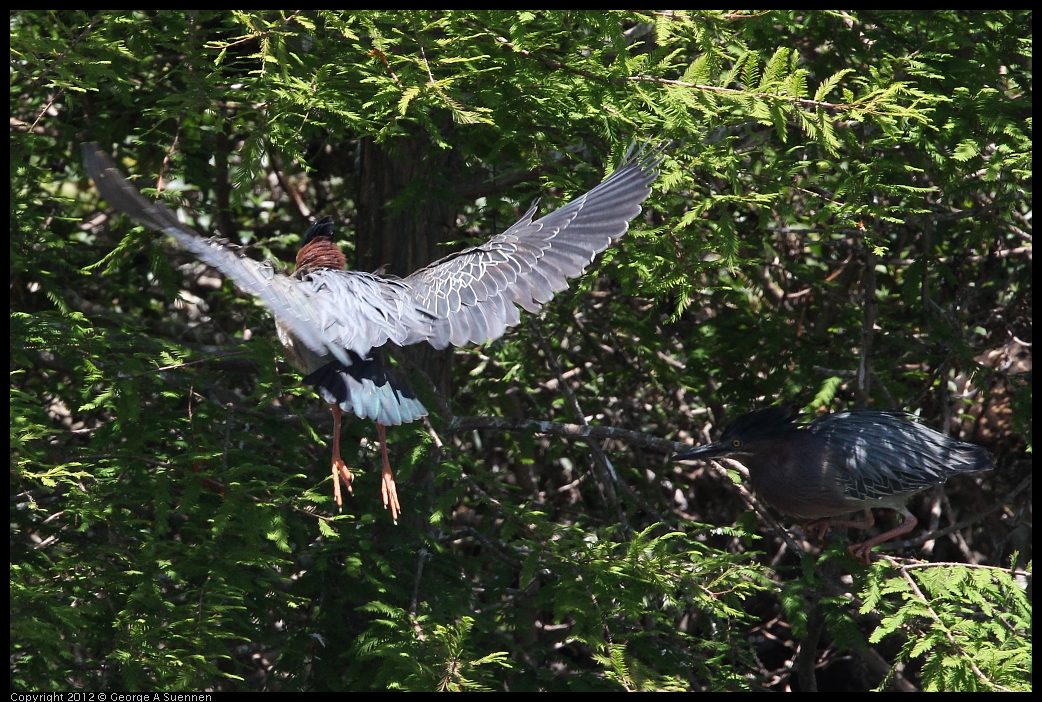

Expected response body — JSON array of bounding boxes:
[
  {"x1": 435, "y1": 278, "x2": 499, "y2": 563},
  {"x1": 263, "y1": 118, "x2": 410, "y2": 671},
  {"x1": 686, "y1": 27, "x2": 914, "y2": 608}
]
[{"x1": 296, "y1": 237, "x2": 347, "y2": 271}]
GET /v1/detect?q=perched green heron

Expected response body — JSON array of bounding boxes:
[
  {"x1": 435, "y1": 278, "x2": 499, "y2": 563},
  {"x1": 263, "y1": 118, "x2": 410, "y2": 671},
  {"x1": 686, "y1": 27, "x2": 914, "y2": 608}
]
[
  {"x1": 83, "y1": 142, "x2": 661, "y2": 521},
  {"x1": 671, "y1": 406, "x2": 994, "y2": 561}
]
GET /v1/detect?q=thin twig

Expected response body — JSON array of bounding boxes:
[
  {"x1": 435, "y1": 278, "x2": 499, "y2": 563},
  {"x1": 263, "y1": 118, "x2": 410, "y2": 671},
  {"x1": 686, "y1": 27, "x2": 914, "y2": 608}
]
[
  {"x1": 409, "y1": 548, "x2": 429, "y2": 641},
  {"x1": 856, "y1": 242, "x2": 877, "y2": 408},
  {"x1": 32, "y1": 15, "x2": 103, "y2": 88},
  {"x1": 447, "y1": 415, "x2": 678, "y2": 453},
  {"x1": 201, "y1": 10, "x2": 303, "y2": 50},
  {"x1": 529, "y1": 321, "x2": 629, "y2": 533},
  {"x1": 704, "y1": 459, "x2": 807, "y2": 560},
  {"x1": 626, "y1": 75, "x2": 850, "y2": 111}
]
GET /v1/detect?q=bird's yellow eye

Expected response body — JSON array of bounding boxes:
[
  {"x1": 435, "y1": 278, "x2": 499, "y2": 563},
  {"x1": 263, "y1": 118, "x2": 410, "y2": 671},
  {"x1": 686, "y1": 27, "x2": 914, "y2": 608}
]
[{"x1": 732, "y1": 438, "x2": 742, "y2": 448}]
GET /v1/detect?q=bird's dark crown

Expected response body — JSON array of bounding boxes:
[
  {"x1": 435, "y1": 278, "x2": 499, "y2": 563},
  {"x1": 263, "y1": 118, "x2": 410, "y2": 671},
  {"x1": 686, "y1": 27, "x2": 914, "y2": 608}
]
[
  {"x1": 718, "y1": 405, "x2": 802, "y2": 444},
  {"x1": 301, "y1": 215, "x2": 336, "y2": 248},
  {"x1": 672, "y1": 405, "x2": 802, "y2": 462}
]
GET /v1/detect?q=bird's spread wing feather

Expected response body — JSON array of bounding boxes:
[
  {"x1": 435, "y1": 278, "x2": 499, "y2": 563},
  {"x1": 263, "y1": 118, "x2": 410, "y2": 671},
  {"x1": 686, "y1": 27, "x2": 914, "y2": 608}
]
[
  {"x1": 404, "y1": 144, "x2": 663, "y2": 348},
  {"x1": 810, "y1": 410, "x2": 994, "y2": 502},
  {"x1": 82, "y1": 144, "x2": 428, "y2": 364}
]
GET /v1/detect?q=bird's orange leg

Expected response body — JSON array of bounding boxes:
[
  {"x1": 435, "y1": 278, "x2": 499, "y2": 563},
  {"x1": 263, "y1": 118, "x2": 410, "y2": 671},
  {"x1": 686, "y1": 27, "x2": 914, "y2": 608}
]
[
  {"x1": 376, "y1": 423, "x2": 401, "y2": 523},
  {"x1": 803, "y1": 509, "x2": 875, "y2": 542},
  {"x1": 847, "y1": 506, "x2": 918, "y2": 563},
  {"x1": 330, "y1": 404, "x2": 354, "y2": 507}
]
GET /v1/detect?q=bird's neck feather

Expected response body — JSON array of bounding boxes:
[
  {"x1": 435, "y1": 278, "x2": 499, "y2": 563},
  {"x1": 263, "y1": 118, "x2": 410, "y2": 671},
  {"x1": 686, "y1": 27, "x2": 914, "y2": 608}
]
[
  {"x1": 296, "y1": 238, "x2": 346, "y2": 271},
  {"x1": 744, "y1": 437, "x2": 852, "y2": 519}
]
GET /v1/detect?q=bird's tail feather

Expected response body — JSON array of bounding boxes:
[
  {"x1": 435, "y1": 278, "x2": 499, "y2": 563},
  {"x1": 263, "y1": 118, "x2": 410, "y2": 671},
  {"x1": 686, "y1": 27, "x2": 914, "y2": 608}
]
[{"x1": 303, "y1": 352, "x2": 427, "y2": 426}]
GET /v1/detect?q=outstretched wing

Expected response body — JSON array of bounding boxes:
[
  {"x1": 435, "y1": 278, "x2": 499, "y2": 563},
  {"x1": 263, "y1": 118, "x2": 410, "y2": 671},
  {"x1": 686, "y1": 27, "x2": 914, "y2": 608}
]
[
  {"x1": 82, "y1": 144, "x2": 428, "y2": 363},
  {"x1": 404, "y1": 144, "x2": 663, "y2": 349}
]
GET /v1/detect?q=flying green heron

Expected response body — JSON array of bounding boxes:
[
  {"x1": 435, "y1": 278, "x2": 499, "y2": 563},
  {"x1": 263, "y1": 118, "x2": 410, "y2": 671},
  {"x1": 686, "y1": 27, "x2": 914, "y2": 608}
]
[
  {"x1": 83, "y1": 142, "x2": 661, "y2": 521},
  {"x1": 672, "y1": 406, "x2": 994, "y2": 561}
]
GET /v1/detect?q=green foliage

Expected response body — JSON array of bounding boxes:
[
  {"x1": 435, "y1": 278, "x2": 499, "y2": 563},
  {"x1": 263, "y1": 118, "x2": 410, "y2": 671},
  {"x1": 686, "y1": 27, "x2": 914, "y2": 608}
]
[
  {"x1": 12, "y1": 9, "x2": 1031, "y2": 692},
  {"x1": 355, "y1": 609, "x2": 512, "y2": 691},
  {"x1": 861, "y1": 561, "x2": 1032, "y2": 691}
]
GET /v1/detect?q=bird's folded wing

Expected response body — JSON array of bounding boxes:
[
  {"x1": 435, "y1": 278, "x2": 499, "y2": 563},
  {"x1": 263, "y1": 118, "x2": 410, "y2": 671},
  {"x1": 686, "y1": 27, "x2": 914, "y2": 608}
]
[
  {"x1": 82, "y1": 143, "x2": 364, "y2": 364},
  {"x1": 403, "y1": 144, "x2": 663, "y2": 349},
  {"x1": 812, "y1": 410, "x2": 994, "y2": 500}
]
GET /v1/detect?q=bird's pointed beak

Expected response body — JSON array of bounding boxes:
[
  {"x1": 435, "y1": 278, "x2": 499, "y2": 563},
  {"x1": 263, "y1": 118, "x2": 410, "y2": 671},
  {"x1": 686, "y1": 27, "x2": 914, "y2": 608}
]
[{"x1": 671, "y1": 442, "x2": 730, "y2": 462}]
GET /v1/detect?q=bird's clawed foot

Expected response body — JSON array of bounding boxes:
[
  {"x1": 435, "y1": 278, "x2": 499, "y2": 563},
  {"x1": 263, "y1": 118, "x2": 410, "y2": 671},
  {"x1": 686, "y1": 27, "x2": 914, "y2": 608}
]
[
  {"x1": 802, "y1": 509, "x2": 878, "y2": 561},
  {"x1": 377, "y1": 423, "x2": 401, "y2": 523},
  {"x1": 328, "y1": 413, "x2": 401, "y2": 522},
  {"x1": 381, "y1": 466, "x2": 401, "y2": 524},
  {"x1": 329, "y1": 404, "x2": 354, "y2": 508},
  {"x1": 846, "y1": 542, "x2": 875, "y2": 564},
  {"x1": 332, "y1": 457, "x2": 354, "y2": 507},
  {"x1": 802, "y1": 518, "x2": 832, "y2": 542}
]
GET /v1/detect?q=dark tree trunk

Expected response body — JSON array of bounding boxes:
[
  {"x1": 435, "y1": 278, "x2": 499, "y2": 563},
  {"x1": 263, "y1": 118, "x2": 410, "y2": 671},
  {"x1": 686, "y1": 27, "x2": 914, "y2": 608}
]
[{"x1": 354, "y1": 135, "x2": 463, "y2": 402}]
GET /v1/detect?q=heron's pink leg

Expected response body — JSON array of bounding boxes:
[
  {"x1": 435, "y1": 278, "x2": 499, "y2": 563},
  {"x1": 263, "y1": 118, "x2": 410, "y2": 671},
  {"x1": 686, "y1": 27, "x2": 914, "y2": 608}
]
[
  {"x1": 377, "y1": 423, "x2": 401, "y2": 523},
  {"x1": 803, "y1": 509, "x2": 875, "y2": 541},
  {"x1": 848, "y1": 506, "x2": 918, "y2": 563},
  {"x1": 330, "y1": 404, "x2": 353, "y2": 506}
]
